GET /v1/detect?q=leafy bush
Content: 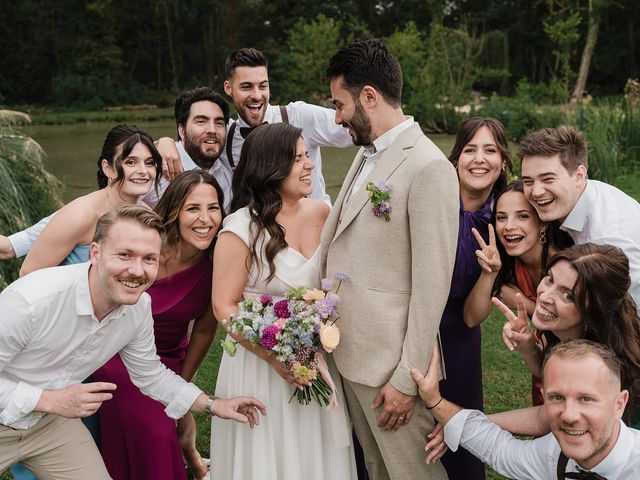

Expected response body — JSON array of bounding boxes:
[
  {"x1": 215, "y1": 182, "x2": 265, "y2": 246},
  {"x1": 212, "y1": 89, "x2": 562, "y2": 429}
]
[{"x1": 0, "y1": 114, "x2": 63, "y2": 287}]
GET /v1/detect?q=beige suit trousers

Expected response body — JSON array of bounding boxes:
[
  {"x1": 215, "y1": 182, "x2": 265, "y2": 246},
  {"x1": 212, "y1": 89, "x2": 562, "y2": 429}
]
[
  {"x1": 343, "y1": 378, "x2": 448, "y2": 480},
  {"x1": 0, "y1": 414, "x2": 110, "y2": 479}
]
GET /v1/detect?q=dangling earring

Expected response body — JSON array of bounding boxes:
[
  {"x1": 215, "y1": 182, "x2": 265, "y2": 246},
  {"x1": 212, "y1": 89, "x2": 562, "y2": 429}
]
[{"x1": 539, "y1": 229, "x2": 547, "y2": 244}]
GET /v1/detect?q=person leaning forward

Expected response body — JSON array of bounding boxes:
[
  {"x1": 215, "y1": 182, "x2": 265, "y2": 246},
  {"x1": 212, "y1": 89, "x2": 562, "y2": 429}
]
[
  {"x1": 412, "y1": 339, "x2": 640, "y2": 479},
  {"x1": 0, "y1": 206, "x2": 265, "y2": 479}
]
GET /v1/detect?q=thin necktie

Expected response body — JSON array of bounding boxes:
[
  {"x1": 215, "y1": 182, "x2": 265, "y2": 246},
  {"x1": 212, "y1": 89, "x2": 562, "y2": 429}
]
[
  {"x1": 565, "y1": 470, "x2": 607, "y2": 479},
  {"x1": 239, "y1": 121, "x2": 268, "y2": 139}
]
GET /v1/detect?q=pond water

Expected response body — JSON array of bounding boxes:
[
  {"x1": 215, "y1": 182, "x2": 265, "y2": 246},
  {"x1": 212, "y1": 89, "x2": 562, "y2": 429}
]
[{"x1": 26, "y1": 121, "x2": 456, "y2": 203}]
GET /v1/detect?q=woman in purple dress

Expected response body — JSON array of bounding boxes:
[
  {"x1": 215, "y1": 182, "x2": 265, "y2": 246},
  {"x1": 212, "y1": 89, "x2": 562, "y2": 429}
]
[
  {"x1": 94, "y1": 170, "x2": 224, "y2": 480},
  {"x1": 437, "y1": 118, "x2": 513, "y2": 479}
]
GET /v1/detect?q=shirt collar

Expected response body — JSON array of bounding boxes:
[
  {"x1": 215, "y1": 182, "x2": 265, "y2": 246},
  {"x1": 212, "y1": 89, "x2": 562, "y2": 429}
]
[
  {"x1": 566, "y1": 420, "x2": 633, "y2": 478},
  {"x1": 561, "y1": 180, "x2": 594, "y2": 233},
  {"x1": 367, "y1": 116, "x2": 414, "y2": 157},
  {"x1": 76, "y1": 262, "x2": 129, "y2": 321}
]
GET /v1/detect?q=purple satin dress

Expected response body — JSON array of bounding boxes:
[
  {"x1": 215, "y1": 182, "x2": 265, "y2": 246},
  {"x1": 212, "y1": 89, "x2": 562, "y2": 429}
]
[
  {"x1": 94, "y1": 258, "x2": 213, "y2": 480},
  {"x1": 439, "y1": 195, "x2": 492, "y2": 480}
]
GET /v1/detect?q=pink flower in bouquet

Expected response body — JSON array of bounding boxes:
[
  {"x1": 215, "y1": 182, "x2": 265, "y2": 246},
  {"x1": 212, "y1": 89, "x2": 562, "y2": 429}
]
[
  {"x1": 273, "y1": 299, "x2": 291, "y2": 319},
  {"x1": 259, "y1": 294, "x2": 273, "y2": 305},
  {"x1": 260, "y1": 324, "x2": 280, "y2": 350}
]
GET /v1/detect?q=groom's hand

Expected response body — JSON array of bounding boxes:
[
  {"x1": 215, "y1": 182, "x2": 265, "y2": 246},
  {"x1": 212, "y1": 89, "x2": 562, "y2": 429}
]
[{"x1": 372, "y1": 382, "x2": 414, "y2": 431}]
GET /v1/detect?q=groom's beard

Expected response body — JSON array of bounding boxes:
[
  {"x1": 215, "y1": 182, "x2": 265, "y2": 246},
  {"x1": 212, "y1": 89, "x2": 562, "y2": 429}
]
[
  {"x1": 342, "y1": 99, "x2": 373, "y2": 147},
  {"x1": 183, "y1": 131, "x2": 224, "y2": 170}
]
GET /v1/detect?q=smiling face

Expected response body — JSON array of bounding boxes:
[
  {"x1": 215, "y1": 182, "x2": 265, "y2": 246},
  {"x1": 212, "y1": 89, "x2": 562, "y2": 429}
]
[
  {"x1": 330, "y1": 76, "x2": 372, "y2": 147},
  {"x1": 102, "y1": 142, "x2": 157, "y2": 201},
  {"x1": 224, "y1": 66, "x2": 270, "y2": 127},
  {"x1": 90, "y1": 219, "x2": 161, "y2": 316},
  {"x1": 521, "y1": 154, "x2": 587, "y2": 222},
  {"x1": 543, "y1": 354, "x2": 627, "y2": 470},
  {"x1": 178, "y1": 182, "x2": 222, "y2": 253},
  {"x1": 278, "y1": 137, "x2": 313, "y2": 199},
  {"x1": 179, "y1": 100, "x2": 226, "y2": 170},
  {"x1": 532, "y1": 260, "x2": 583, "y2": 340},
  {"x1": 457, "y1": 126, "x2": 503, "y2": 198},
  {"x1": 495, "y1": 190, "x2": 545, "y2": 260}
]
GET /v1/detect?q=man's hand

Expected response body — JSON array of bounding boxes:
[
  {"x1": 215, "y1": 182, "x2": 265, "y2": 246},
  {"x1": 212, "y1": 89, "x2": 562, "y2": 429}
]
[
  {"x1": 35, "y1": 382, "x2": 116, "y2": 418},
  {"x1": 372, "y1": 382, "x2": 414, "y2": 431},
  {"x1": 0, "y1": 235, "x2": 16, "y2": 260},
  {"x1": 410, "y1": 347, "x2": 441, "y2": 408},
  {"x1": 211, "y1": 396, "x2": 267, "y2": 428},
  {"x1": 156, "y1": 137, "x2": 183, "y2": 180}
]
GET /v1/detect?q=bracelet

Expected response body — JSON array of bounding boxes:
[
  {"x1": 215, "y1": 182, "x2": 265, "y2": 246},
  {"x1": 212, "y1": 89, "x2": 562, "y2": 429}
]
[
  {"x1": 426, "y1": 397, "x2": 443, "y2": 410},
  {"x1": 205, "y1": 395, "x2": 219, "y2": 416}
]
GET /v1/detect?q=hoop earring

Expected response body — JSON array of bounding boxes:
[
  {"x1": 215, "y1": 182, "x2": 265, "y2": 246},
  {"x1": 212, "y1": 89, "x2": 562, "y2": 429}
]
[{"x1": 539, "y1": 229, "x2": 547, "y2": 244}]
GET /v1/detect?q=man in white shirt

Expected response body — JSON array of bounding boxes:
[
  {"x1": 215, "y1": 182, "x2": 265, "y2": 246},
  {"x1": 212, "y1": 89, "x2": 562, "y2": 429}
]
[
  {"x1": 0, "y1": 87, "x2": 234, "y2": 261},
  {"x1": 159, "y1": 47, "x2": 354, "y2": 206},
  {"x1": 411, "y1": 339, "x2": 640, "y2": 479},
  {"x1": 519, "y1": 126, "x2": 640, "y2": 307},
  {"x1": 0, "y1": 206, "x2": 265, "y2": 479}
]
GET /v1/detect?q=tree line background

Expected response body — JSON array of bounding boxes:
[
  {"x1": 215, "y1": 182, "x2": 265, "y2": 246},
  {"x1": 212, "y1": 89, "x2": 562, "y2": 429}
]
[{"x1": 1, "y1": 0, "x2": 637, "y2": 111}]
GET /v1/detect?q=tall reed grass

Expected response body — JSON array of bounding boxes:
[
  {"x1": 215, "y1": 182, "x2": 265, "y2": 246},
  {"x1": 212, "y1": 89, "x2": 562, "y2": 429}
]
[{"x1": 0, "y1": 111, "x2": 63, "y2": 288}]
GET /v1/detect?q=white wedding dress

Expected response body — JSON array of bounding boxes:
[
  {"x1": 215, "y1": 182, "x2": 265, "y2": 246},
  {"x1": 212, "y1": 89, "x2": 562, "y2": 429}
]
[{"x1": 211, "y1": 208, "x2": 357, "y2": 480}]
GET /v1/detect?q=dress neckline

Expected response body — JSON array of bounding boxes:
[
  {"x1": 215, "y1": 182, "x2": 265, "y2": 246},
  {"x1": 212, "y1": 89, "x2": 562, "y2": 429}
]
[{"x1": 286, "y1": 245, "x2": 320, "y2": 262}]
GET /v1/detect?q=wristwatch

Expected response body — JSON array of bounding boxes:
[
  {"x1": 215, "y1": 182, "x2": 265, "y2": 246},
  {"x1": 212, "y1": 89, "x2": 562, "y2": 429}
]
[{"x1": 205, "y1": 395, "x2": 219, "y2": 416}]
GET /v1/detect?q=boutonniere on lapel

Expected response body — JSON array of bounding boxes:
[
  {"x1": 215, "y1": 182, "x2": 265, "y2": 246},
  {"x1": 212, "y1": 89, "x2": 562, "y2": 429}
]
[{"x1": 365, "y1": 180, "x2": 392, "y2": 221}]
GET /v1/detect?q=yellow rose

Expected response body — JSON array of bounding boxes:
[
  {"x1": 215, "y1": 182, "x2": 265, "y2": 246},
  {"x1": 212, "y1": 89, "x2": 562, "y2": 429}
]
[
  {"x1": 302, "y1": 288, "x2": 325, "y2": 302},
  {"x1": 320, "y1": 323, "x2": 341, "y2": 353}
]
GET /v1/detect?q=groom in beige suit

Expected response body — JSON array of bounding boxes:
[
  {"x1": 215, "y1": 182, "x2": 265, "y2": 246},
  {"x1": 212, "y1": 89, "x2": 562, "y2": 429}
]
[{"x1": 320, "y1": 39, "x2": 459, "y2": 479}]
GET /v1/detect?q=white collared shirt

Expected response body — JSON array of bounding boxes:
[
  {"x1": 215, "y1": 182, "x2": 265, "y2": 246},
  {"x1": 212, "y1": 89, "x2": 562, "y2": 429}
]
[
  {"x1": 445, "y1": 409, "x2": 640, "y2": 479},
  {"x1": 0, "y1": 262, "x2": 202, "y2": 429},
  {"x1": 346, "y1": 117, "x2": 415, "y2": 203},
  {"x1": 225, "y1": 102, "x2": 354, "y2": 206},
  {"x1": 142, "y1": 140, "x2": 234, "y2": 212},
  {"x1": 561, "y1": 180, "x2": 640, "y2": 308}
]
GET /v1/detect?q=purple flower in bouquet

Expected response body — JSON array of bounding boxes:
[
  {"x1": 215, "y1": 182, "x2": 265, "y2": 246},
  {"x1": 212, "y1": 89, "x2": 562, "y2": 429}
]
[
  {"x1": 334, "y1": 272, "x2": 350, "y2": 282},
  {"x1": 315, "y1": 292, "x2": 341, "y2": 319},
  {"x1": 274, "y1": 299, "x2": 291, "y2": 319},
  {"x1": 260, "y1": 324, "x2": 280, "y2": 350},
  {"x1": 259, "y1": 294, "x2": 273, "y2": 305},
  {"x1": 321, "y1": 277, "x2": 335, "y2": 291}
]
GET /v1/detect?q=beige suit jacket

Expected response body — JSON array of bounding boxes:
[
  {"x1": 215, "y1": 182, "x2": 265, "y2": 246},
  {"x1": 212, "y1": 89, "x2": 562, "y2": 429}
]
[{"x1": 320, "y1": 122, "x2": 459, "y2": 395}]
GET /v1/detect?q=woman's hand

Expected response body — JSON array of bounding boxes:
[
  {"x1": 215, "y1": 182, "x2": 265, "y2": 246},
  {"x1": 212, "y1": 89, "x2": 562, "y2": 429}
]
[
  {"x1": 269, "y1": 358, "x2": 311, "y2": 389},
  {"x1": 492, "y1": 294, "x2": 536, "y2": 353},
  {"x1": 472, "y1": 225, "x2": 502, "y2": 274}
]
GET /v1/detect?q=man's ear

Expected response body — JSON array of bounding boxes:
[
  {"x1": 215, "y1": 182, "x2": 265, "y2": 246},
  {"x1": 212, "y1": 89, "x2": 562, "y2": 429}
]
[
  {"x1": 178, "y1": 124, "x2": 186, "y2": 143},
  {"x1": 574, "y1": 164, "x2": 588, "y2": 186},
  {"x1": 615, "y1": 389, "x2": 629, "y2": 419},
  {"x1": 360, "y1": 85, "x2": 378, "y2": 108},
  {"x1": 223, "y1": 80, "x2": 232, "y2": 97},
  {"x1": 90, "y1": 241, "x2": 100, "y2": 265}
]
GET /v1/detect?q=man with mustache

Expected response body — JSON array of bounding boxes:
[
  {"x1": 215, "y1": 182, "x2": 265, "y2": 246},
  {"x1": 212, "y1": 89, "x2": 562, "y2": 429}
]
[
  {"x1": 158, "y1": 47, "x2": 353, "y2": 205},
  {"x1": 412, "y1": 339, "x2": 640, "y2": 479},
  {"x1": 0, "y1": 206, "x2": 265, "y2": 479}
]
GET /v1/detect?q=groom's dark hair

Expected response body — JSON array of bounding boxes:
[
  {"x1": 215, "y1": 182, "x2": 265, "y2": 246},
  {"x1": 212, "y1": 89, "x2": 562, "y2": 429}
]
[{"x1": 326, "y1": 38, "x2": 402, "y2": 107}]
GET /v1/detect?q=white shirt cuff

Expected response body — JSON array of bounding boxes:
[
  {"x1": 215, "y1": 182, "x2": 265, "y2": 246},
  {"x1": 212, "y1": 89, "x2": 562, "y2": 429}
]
[
  {"x1": 444, "y1": 409, "x2": 475, "y2": 452},
  {"x1": 163, "y1": 382, "x2": 203, "y2": 419},
  {"x1": 0, "y1": 382, "x2": 43, "y2": 426}
]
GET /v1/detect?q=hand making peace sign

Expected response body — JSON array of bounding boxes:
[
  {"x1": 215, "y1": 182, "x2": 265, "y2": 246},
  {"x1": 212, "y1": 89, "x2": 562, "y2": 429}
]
[
  {"x1": 472, "y1": 224, "x2": 502, "y2": 274},
  {"x1": 491, "y1": 293, "x2": 537, "y2": 353}
]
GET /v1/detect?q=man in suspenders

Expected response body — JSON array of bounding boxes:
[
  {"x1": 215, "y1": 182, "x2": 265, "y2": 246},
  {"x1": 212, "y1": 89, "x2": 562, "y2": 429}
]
[
  {"x1": 412, "y1": 340, "x2": 640, "y2": 479},
  {"x1": 159, "y1": 48, "x2": 353, "y2": 206}
]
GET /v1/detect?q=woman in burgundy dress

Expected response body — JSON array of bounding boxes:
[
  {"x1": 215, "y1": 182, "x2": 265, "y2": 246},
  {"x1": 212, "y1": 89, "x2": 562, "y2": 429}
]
[
  {"x1": 94, "y1": 170, "x2": 224, "y2": 480},
  {"x1": 437, "y1": 117, "x2": 513, "y2": 479}
]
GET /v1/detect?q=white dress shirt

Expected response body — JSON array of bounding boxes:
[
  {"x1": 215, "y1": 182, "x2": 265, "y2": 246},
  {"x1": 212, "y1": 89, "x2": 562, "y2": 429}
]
[
  {"x1": 445, "y1": 409, "x2": 640, "y2": 479},
  {"x1": 0, "y1": 262, "x2": 203, "y2": 429},
  {"x1": 143, "y1": 140, "x2": 234, "y2": 211},
  {"x1": 345, "y1": 117, "x2": 415, "y2": 203},
  {"x1": 225, "y1": 102, "x2": 354, "y2": 205},
  {"x1": 561, "y1": 180, "x2": 640, "y2": 308}
]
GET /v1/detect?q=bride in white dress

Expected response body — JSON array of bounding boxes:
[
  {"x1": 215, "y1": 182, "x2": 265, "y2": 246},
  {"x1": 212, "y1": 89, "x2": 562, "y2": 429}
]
[{"x1": 211, "y1": 123, "x2": 356, "y2": 479}]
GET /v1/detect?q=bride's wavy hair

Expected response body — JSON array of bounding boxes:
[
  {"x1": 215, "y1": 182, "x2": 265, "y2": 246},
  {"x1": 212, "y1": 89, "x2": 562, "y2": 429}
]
[{"x1": 231, "y1": 123, "x2": 304, "y2": 282}]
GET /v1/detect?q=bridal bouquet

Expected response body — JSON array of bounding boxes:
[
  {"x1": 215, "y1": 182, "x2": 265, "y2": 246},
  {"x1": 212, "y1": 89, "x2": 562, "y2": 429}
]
[{"x1": 221, "y1": 273, "x2": 349, "y2": 406}]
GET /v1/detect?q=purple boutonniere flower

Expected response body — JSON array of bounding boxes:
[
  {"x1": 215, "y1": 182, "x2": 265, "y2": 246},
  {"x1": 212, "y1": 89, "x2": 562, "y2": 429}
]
[{"x1": 366, "y1": 181, "x2": 392, "y2": 221}]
